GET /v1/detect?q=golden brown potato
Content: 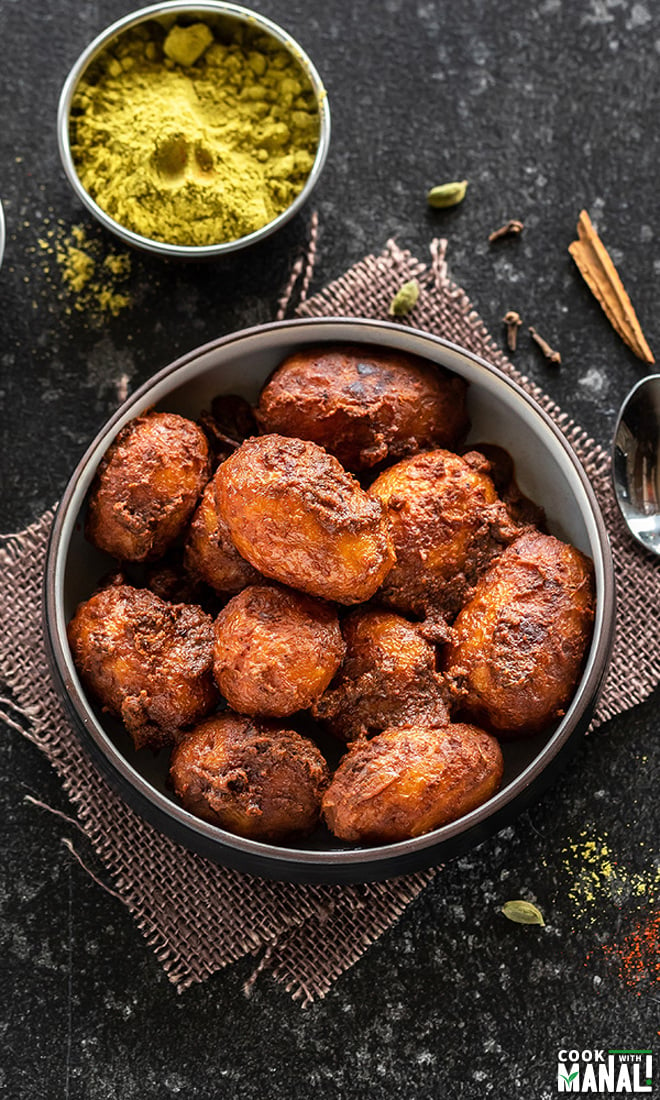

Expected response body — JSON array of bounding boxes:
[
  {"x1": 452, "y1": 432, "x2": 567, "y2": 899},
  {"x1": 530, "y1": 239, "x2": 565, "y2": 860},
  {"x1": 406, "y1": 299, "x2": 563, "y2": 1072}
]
[
  {"x1": 86, "y1": 411, "x2": 210, "y2": 562},
  {"x1": 215, "y1": 434, "x2": 395, "y2": 604},
  {"x1": 256, "y1": 345, "x2": 469, "y2": 471},
  {"x1": 213, "y1": 584, "x2": 345, "y2": 717},
  {"x1": 369, "y1": 449, "x2": 520, "y2": 619},
  {"x1": 170, "y1": 713, "x2": 329, "y2": 841},
  {"x1": 313, "y1": 609, "x2": 449, "y2": 741},
  {"x1": 184, "y1": 480, "x2": 261, "y2": 595},
  {"x1": 67, "y1": 583, "x2": 217, "y2": 751},
  {"x1": 322, "y1": 723, "x2": 503, "y2": 844},
  {"x1": 443, "y1": 529, "x2": 595, "y2": 737}
]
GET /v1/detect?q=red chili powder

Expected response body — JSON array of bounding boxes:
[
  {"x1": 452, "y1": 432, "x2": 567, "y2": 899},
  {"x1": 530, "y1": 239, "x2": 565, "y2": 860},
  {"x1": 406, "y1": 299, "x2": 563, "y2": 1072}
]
[{"x1": 599, "y1": 909, "x2": 660, "y2": 993}]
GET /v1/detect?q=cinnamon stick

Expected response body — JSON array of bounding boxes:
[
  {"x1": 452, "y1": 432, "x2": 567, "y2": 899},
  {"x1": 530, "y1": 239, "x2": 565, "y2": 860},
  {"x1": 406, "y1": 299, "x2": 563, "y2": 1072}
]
[{"x1": 568, "y1": 209, "x2": 654, "y2": 364}]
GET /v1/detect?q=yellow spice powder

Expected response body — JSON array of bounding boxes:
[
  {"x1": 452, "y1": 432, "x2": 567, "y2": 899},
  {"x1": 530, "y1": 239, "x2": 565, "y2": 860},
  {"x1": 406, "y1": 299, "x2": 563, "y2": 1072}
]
[
  {"x1": 550, "y1": 830, "x2": 660, "y2": 926},
  {"x1": 69, "y1": 20, "x2": 321, "y2": 247},
  {"x1": 53, "y1": 224, "x2": 132, "y2": 317}
]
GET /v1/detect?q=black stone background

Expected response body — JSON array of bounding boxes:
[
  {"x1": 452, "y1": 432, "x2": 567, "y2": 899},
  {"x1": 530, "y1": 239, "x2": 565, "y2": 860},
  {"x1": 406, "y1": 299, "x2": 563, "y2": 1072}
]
[{"x1": 1, "y1": 1, "x2": 659, "y2": 1097}]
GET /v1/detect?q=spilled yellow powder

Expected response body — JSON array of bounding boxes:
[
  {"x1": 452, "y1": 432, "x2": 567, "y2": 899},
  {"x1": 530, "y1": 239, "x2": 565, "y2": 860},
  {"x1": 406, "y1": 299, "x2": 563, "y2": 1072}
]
[
  {"x1": 21, "y1": 214, "x2": 130, "y2": 320},
  {"x1": 104, "y1": 253, "x2": 131, "y2": 278},
  {"x1": 550, "y1": 830, "x2": 660, "y2": 926},
  {"x1": 59, "y1": 245, "x2": 94, "y2": 293},
  {"x1": 49, "y1": 223, "x2": 132, "y2": 317}
]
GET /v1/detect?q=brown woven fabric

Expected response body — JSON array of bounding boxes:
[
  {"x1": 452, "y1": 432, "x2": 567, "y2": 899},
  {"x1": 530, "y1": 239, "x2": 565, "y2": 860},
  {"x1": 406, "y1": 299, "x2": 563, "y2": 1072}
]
[{"x1": 1, "y1": 239, "x2": 658, "y2": 1004}]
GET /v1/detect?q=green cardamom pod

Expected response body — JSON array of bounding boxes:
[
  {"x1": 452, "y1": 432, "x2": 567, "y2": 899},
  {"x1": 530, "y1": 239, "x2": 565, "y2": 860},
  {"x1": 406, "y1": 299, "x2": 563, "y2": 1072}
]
[
  {"x1": 501, "y1": 900, "x2": 545, "y2": 926},
  {"x1": 426, "y1": 179, "x2": 468, "y2": 209},
  {"x1": 388, "y1": 279, "x2": 420, "y2": 317}
]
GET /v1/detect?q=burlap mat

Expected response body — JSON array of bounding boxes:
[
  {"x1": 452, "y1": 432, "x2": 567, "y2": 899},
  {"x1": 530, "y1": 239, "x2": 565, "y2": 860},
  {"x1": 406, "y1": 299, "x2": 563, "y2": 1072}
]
[{"x1": 1, "y1": 239, "x2": 659, "y2": 1005}]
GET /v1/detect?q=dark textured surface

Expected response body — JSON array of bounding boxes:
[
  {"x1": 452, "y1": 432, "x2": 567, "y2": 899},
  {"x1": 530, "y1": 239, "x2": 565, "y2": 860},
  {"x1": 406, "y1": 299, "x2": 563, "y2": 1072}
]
[{"x1": 1, "y1": 1, "x2": 659, "y2": 1097}]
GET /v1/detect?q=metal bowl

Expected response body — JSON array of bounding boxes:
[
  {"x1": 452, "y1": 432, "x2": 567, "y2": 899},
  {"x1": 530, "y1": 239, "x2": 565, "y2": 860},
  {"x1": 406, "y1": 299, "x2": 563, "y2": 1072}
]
[
  {"x1": 57, "y1": 1, "x2": 330, "y2": 259},
  {"x1": 44, "y1": 319, "x2": 616, "y2": 882}
]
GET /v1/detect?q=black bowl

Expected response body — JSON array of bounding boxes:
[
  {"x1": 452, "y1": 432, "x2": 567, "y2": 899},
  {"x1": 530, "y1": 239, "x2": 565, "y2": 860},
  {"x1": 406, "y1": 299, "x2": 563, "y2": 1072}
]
[{"x1": 44, "y1": 318, "x2": 616, "y2": 882}]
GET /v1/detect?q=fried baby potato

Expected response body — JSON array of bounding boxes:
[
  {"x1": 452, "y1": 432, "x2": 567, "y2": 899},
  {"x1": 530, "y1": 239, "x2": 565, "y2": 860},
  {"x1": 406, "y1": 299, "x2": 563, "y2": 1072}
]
[
  {"x1": 444, "y1": 530, "x2": 595, "y2": 737},
  {"x1": 256, "y1": 345, "x2": 469, "y2": 471},
  {"x1": 184, "y1": 480, "x2": 261, "y2": 595},
  {"x1": 86, "y1": 411, "x2": 210, "y2": 562},
  {"x1": 215, "y1": 434, "x2": 395, "y2": 604},
  {"x1": 170, "y1": 713, "x2": 329, "y2": 841},
  {"x1": 67, "y1": 583, "x2": 217, "y2": 751},
  {"x1": 322, "y1": 723, "x2": 503, "y2": 844},
  {"x1": 313, "y1": 608, "x2": 449, "y2": 741},
  {"x1": 370, "y1": 449, "x2": 520, "y2": 619},
  {"x1": 213, "y1": 584, "x2": 345, "y2": 717}
]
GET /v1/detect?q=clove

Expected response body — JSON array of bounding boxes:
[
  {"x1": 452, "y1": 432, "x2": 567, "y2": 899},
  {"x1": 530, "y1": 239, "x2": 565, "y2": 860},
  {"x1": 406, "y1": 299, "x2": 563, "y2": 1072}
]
[
  {"x1": 489, "y1": 219, "x2": 524, "y2": 243},
  {"x1": 529, "y1": 326, "x2": 561, "y2": 365},
  {"x1": 502, "y1": 310, "x2": 523, "y2": 352}
]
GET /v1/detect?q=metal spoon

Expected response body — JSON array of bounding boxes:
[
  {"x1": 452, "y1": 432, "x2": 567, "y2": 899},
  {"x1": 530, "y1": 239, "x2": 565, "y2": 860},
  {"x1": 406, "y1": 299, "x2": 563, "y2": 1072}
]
[{"x1": 612, "y1": 374, "x2": 660, "y2": 555}]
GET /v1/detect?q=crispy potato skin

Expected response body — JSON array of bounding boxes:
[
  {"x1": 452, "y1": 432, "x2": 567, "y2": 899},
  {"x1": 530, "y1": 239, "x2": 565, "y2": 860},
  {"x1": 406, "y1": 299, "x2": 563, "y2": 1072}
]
[
  {"x1": 67, "y1": 583, "x2": 217, "y2": 751},
  {"x1": 213, "y1": 584, "x2": 345, "y2": 717},
  {"x1": 256, "y1": 345, "x2": 469, "y2": 471},
  {"x1": 214, "y1": 434, "x2": 395, "y2": 604},
  {"x1": 322, "y1": 723, "x2": 503, "y2": 844},
  {"x1": 86, "y1": 411, "x2": 210, "y2": 562},
  {"x1": 444, "y1": 530, "x2": 595, "y2": 737},
  {"x1": 370, "y1": 449, "x2": 520, "y2": 619},
  {"x1": 184, "y1": 480, "x2": 261, "y2": 595},
  {"x1": 170, "y1": 713, "x2": 329, "y2": 841},
  {"x1": 313, "y1": 609, "x2": 449, "y2": 741}
]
